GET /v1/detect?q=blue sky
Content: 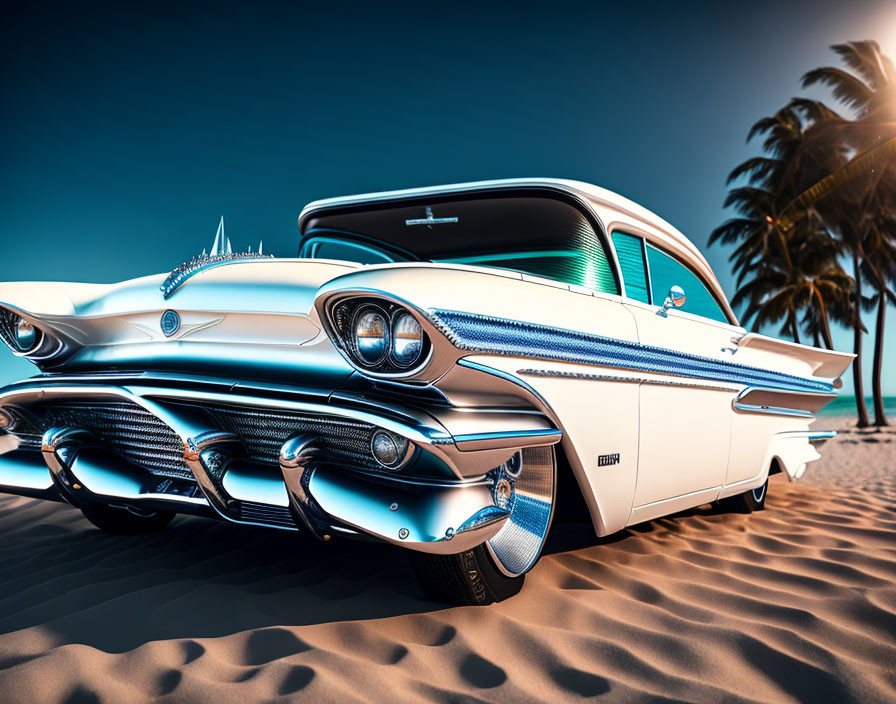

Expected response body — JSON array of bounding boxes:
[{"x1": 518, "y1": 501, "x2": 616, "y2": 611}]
[{"x1": 1, "y1": 0, "x2": 894, "y2": 394}]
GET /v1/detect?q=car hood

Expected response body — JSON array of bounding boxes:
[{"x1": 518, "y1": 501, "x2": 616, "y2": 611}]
[{"x1": 0, "y1": 259, "x2": 361, "y2": 384}]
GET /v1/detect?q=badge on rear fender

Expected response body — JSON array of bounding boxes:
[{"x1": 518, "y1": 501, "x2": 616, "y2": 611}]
[{"x1": 598, "y1": 453, "x2": 620, "y2": 467}]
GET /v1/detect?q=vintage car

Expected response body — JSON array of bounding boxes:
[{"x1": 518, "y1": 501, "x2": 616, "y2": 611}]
[{"x1": 0, "y1": 179, "x2": 853, "y2": 604}]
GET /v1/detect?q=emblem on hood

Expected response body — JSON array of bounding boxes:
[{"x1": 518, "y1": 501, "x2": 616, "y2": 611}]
[
  {"x1": 160, "y1": 217, "x2": 273, "y2": 299},
  {"x1": 405, "y1": 206, "x2": 458, "y2": 227},
  {"x1": 160, "y1": 310, "x2": 181, "y2": 337},
  {"x1": 130, "y1": 313, "x2": 223, "y2": 341}
]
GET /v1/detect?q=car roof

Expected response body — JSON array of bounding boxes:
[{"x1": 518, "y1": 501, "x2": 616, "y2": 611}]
[{"x1": 298, "y1": 178, "x2": 737, "y2": 325}]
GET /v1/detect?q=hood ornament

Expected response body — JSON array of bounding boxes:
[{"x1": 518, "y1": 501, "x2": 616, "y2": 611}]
[
  {"x1": 405, "y1": 206, "x2": 458, "y2": 227},
  {"x1": 160, "y1": 217, "x2": 273, "y2": 299}
]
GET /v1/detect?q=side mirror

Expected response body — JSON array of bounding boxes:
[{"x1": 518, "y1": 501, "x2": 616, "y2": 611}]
[{"x1": 658, "y1": 285, "x2": 686, "y2": 317}]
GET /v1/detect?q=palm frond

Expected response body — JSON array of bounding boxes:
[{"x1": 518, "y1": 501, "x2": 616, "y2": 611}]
[
  {"x1": 777, "y1": 137, "x2": 896, "y2": 231},
  {"x1": 801, "y1": 67, "x2": 873, "y2": 109}
]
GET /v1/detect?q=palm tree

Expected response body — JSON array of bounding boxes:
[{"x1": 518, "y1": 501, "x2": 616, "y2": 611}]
[
  {"x1": 859, "y1": 214, "x2": 896, "y2": 425},
  {"x1": 800, "y1": 40, "x2": 896, "y2": 425},
  {"x1": 785, "y1": 98, "x2": 874, "y2": 425},
  {"x1": 724, "y1": 219, "x2": 851, "y2": 349},
  {"x1": 711, "y1": 105, "x2": 853, "y2": 352}
]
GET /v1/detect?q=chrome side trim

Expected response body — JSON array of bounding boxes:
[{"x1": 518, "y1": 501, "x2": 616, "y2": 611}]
[
  {"x1": 808, "y1": 430, "x2": 837, "y2": 445},
  {"x1": 733, "y1": 386, "x2": 836, "y2": 416},
  {"x1": 732, "y1": 401, "x2": 814, "y2": 418},
  {"x1": 429, "y1": 309, "x2": 834, "y2": 394},
  {"x1": 453, "y1": 428, "x2": 563, "y2": 452},
  {"x1": 731, "y1": 387, "x2": 837, "y2": 419},
  {"x1": 517, "y1": 368, "x2": 740, "y2": 392}
]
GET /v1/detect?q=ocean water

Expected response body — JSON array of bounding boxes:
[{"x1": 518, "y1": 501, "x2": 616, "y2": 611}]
[{"x1": 820, "y1": 396, "x2": 896, "y2": 417}]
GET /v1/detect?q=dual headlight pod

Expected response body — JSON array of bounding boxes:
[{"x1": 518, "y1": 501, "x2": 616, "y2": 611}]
[
  {"x1": 0, "y1": 310, "x2": 43, "y2": 355},
  {"x1": 330, "y1": 298, "x2": 430, "y2": 374},
  {"x1": 353, "y1": 307, "x2": 423, "y2": 367}
]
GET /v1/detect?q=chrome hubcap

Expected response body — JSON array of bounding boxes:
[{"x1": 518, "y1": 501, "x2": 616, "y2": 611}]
[
  {"x1": 486, "y1": 446, "x2": 555, "y2": 577},
  {"x1": 752, "y1": 482, "x2": 766, "y2": 503}
]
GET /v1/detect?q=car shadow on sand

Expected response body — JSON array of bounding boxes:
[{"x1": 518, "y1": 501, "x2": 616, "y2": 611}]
[{"x1": 0, "y1": 496, "x2": 728, "y2": 655}]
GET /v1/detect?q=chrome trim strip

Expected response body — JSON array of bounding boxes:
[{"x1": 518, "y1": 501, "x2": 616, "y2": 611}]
[
  {"x1": 734, "y1": 386, "x2": 836, "y2": 415},
  {"x1": 453, "y1": 428, "x2": 563, "y2": 452},
  {"x1": 731, "y1": 386, "x2": 838, "y2": 418},
  {"x1": 732, "y1": 400, "x2": 814, "y2": 418},
  {"x1": 517, "y1": 368, "x2": 740, "y2": 392},
  {"x1": 430, "y1": 309, "x2": 834, "y2": 394},
  {"x1": 454, "y1": 429, "x2": 562, "y2": 442},
  {"x1": 24, "y1": 371, "x2": 333, "y2": 400},
  {"x1": 808, "y1": 431, "x2": 837, "y2": 444}
]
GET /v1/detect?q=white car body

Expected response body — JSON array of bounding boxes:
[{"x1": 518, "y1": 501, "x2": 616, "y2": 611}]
[{"x1": 0, "y1": 178, "x2": 852, "y2": 602}]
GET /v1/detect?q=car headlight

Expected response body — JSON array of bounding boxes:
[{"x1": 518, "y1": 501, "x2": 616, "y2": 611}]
[
  {"x1": 329, "y1": 297, "x2": 431, "y2": 374},
  {"x1": 391, "y1": 313, "x2": 423, "y2": 367},
  {"x1": 370, "y1": 429, "x2": 411, "y2": 469},
  {"x1": 353, "y1": 306, "x2": 389, "y2": 365},
  {"x1": 0, "y1": 310, "x2": 43, "y2": 354},
  {"x1": 14, "y1": 318, "x2": 37, "y2": 351}
]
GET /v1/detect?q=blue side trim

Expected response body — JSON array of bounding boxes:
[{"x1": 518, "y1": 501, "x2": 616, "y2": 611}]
[
  {"x1": 454, "y1": 429, "x2": 563, "y2": 443},
  {"x1": 429, "y1": 309, "x2": 834, "y2": 394}
]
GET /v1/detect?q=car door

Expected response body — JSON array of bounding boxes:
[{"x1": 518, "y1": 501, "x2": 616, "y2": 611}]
[{"x1": 611, "y1": 232, "x2": 742, "y2": 521}]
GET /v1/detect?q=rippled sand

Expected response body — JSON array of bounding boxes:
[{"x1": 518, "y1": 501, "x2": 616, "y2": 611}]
[{"x1": 0, "y1": 424, "x2": 893, "y2": 703}]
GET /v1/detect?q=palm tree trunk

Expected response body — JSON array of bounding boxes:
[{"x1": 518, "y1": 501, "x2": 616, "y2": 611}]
[
  {"x1": 871, "y1": 291, "x2": 889, "y2": 426},
  {"x1": 813, "y1": 287, "x2": 835, "y2": 349},
  {"x1": 788, "y1": 307, "x2": 801, "y2": 345},
  {"x1": 851, "y1": 251, "x2": 870, "y2": 427}
]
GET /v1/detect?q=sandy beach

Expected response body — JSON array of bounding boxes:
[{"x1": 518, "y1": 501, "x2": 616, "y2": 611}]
[{"x1": 0, "y1": 419, "x2": 893, "y2": 703}]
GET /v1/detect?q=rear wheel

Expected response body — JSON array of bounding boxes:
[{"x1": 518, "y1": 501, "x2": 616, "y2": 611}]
[
  {"x1": 409, "y1": 446, "x2": 555, "y2": 605},
  {"x1": 79, "y1": 503, "x2": 175, "y2": 534},
  {"x1": 719, "y1": 478, "x2": 768, "y2": 514}
]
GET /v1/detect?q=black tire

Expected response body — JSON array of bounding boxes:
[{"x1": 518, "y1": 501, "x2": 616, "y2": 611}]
[
  {"x1": 409, "y1": 543, "x2": 526, "y2": 606},
  {"x1": 410, "y1": 446, "x2": 555, "y2": 605},
  {"x1": 719, "y1": 478, "x2": 768, "y2": 514},
  {"x1": 79, "y1": 503, "x2": 175, "y2": 534}
]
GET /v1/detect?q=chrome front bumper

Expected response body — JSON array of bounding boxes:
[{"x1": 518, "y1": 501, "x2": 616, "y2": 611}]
[{"x1": 0, "y1": 374, "x2": 561, "y2": 554}]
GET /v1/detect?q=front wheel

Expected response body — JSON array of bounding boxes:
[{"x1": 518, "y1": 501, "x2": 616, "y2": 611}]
[
  {"x1": 409, "y1": 446, "x2": 555, "y2": 605},
  {"x1": 79, "y1": 503, "x2": 175, "y2": 534},
  {"x1": 718, "y1": 478, "x2": 768, "y2": 514}
]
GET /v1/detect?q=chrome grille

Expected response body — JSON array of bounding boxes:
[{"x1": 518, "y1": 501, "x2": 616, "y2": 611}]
[
  {"x1": 32, "y1": 401, "x2": 193, "y2": 480},
  {"x1": 212, "y1": 405, "x2": 380, "y2": 471},
  {"x1": 239, "y1": 501, "x2": 295, "y2": 529}
]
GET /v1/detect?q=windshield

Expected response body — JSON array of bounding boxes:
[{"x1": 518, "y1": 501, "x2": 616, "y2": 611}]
[{"x1": 299, "y1": 194, "x2": 620, "y2": 294}]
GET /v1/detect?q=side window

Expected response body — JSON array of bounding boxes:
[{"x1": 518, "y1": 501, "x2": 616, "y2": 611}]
[
  {"x1": 646, "y1": 244, "x2": 728, "y2": 323},
  {"x1": 611, "y1": 232, "x2": 650, "y2": 304}
]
